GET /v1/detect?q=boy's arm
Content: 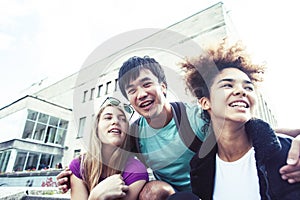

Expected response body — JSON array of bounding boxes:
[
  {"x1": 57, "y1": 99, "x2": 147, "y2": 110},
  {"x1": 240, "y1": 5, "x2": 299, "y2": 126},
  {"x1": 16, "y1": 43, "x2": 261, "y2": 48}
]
[
  {"x1": 276, "y1": 128, "x2": 300, "y2": 183},
  {"x1": 275, "y1": 128, "x2": 300, "y2": 138},
  {"x1": 56, "y1": 167, "x2": 72, "y2": 193}
]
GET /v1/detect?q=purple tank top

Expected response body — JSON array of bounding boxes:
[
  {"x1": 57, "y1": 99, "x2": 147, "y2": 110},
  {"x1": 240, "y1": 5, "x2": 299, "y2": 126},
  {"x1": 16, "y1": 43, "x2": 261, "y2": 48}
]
[{"x1": 69, "y1": 156, "x2": 149, "y2": 185}]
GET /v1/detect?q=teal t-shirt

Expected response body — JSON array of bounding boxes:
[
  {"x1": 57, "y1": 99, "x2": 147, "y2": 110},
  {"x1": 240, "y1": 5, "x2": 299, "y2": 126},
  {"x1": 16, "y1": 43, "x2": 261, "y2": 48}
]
[{"x1": 138, "y1": 103, "x2": 206, "y2": 191}]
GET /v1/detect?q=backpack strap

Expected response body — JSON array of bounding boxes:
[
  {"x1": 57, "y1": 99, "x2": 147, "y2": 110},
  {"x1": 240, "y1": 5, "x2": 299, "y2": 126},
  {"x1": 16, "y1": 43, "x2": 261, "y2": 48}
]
[
  {"x1": 170, "y1": 102, "x2": 202, "y2": 153},
  {"x1": 130, "y1": 102, "x2": 202, "y2": 165},
  {"x1": 129, "y1": 117, "x2": 148, "y2": 166}
]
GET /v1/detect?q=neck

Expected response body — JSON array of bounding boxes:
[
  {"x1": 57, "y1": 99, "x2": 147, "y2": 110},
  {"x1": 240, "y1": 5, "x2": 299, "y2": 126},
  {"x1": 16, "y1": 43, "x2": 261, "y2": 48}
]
[
  {"x1": 212, "y1": 120, "x2": 252, "y2": 162},
  {"x1": 147, "y1": 102, "x2": 173, "y2": 129},
  {"x1": 102, "y1": 144, "x2": 117, "y2": 164}
]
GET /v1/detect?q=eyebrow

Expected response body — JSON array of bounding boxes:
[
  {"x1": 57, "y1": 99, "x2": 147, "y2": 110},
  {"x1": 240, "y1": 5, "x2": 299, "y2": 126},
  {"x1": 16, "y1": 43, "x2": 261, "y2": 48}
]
[
  {"x1": 103, "y1": 112, "x2": 126, "y2": 118},
  {"x1": 217, "y1": 78, "x2": 253, "y2": 85},
  {"x1": 103, "y1": 112, "x2": 113, "y2": 116},
  {"x1": 126, "y1": 77, "x2": 152, "y2": 90}
]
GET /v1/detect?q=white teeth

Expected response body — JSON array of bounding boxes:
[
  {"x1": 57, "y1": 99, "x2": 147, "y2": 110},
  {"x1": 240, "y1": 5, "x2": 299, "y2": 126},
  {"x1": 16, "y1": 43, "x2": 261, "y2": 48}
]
[
  {"x1": 230, "y1": 102, "x2": 247, "y2": 108},
  {"x1": 140, "y1": 101, "x2": 152, "y2": 107},
  {"x1": 109, "y1": 129, "x2": 121, "y2": 134}
]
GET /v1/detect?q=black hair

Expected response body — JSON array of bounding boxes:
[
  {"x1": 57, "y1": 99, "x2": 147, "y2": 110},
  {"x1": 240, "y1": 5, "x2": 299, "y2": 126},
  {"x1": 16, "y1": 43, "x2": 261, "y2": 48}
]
[
  {"x1": 118, "y1": 56, "x2": 167, "y2": 99},
  {"x1": 181, "y1": 41, "x2": 265, "y2": 134}
]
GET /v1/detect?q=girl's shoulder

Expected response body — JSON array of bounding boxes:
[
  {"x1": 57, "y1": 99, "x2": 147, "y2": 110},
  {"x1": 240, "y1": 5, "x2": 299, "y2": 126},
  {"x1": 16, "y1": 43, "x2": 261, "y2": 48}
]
[
  {"x1": 69, "y1": 155, "x2": 84, "y2": 179},
  {"x1": 122, "y1": 156, "x2": 149, "y2": 185},
  {"x1": 124, "y1": 156, "x2": 148, "y2": 173}
]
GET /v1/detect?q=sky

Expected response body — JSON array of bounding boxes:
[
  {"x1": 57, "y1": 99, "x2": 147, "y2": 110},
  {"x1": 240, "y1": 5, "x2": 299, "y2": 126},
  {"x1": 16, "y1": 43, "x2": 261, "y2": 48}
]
[{"x1": 0, "y1": 0, "x2": 299, "y2": 128}]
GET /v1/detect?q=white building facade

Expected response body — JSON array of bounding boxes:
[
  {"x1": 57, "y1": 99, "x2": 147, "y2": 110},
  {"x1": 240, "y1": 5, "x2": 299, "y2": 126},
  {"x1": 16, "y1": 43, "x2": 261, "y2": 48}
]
[{"x1": 0, "y1": 2, "x2": 277, "y2": 179}]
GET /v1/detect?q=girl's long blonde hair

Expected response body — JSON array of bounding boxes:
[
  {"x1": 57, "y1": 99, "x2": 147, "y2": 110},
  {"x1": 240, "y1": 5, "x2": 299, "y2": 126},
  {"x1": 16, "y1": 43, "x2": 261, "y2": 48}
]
[{"x1": 80, "y1": 104, "x2": 131, "y2": 191}]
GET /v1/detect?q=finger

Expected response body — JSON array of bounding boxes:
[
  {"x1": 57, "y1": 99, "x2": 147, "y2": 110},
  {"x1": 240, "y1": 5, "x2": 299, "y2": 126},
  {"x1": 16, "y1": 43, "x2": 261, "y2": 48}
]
[
  {"x1": 286, "y1": 136, "x2": 300, "y2": 165},
  {"x1": 56, "y1": 170, "x2": 72, "y2": 181},
  {"x1": 116, "y1": 174, "x2": 123, "y2": 180},
  {"x1": 280, "y1": 164, "x2": 299, "y2": 174},
  {"x1": 282, "y1": 170, "x2": 300, "y2": 182},
  {"x1": 281, "y1": 170, "x2": 300, "y2": 179},
  {"x1": 122, "y1": 185, "x2": 129, "y2": 192},
  {"x1": 58, "y1": 177, "x2": 70, "y2": 189},
  {"x1": 58, "y1": 185, "x2": 68, "y2": 193},
  {"x1": 280, "y1": 162, "x2": 300, "y2": 183},
  {"x1": 110, "y1": 191, "x2": 127, "y2": 199},
  {"x1": 288, "y1": 179, "x2": 297, "y2": 184},
  {"x1": 57, "y1": 177, "x2": 68, "y2": 186}
]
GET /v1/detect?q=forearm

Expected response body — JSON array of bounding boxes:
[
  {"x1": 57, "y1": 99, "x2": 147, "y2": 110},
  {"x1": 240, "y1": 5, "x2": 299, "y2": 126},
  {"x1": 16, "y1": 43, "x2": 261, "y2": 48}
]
[
  {"x1": 275, "y1": 128, "x2": 300, "y2": 138},
  {"x1": 121, "y1": 180, "x2": 146, "y2": 200},
  {"x1": 88, "y1": 189, "x2": 107, "y2": 200}
]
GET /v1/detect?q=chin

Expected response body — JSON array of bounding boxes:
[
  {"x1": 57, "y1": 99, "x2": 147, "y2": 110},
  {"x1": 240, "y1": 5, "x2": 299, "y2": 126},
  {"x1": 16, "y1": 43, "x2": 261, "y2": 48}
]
[
  {"x1": 110, "y1": 141, "x2": 122, "y2": 147},
  {"x1": 231, "y1": 116, "x2": 250, "y2": 123}
]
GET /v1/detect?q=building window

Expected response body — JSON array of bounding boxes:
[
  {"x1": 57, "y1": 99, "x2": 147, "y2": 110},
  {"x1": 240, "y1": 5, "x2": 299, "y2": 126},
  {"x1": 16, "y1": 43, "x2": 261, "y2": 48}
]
[
  {"x1": 0, "y1": 150, "x2": 11, "y2": 173},
  {"x1": 49, "y1": 116, "x2": 59, "y2": 126},
  {"x1": 39, "y1": 154, "x2": 53, "y2": 170},
  {"x1": 13, "y1": 151, "x2": 54, "y2": 172},
  {"x1": 97, "y1": 84, "x2": 103, "y2": 97},
  {"x1": 13, "y1": 152, "x2": 27, "y2": 171},
  {"x1": 114, "y1": 79, "x2": 118, "y2": 91},
  {"x1": 34, "y1": 123, "x2": 46, "y2": 141},
  {"x1": 22, "y1": 109, "x2": 69, "y2": 146},
  {"x1": 38, "y1": 113, "x2": 49, "y2": 124},
  {"x1": 74, "y1": 149, "x2": 81, "y2": 158},
  {"x1": 45, "y1": 126, "x2": 57, "y2": 143},
  {"x1": 83, "y1": 90, "x2": 88, "y2": 102},
  {"x1": 105, "y1": 81, "x2": 112, "y2": 94},
  {"x1": 55, "y1": 128, "x2": 67, "y2": 145},
  {"x1": 59, "y1": 119, "x2": 69, "y2": 129},
  {"x1": 27, "y1": 110, "x2": 38, "y2": 121},
  {"x1": 90, "y1": 88, "x2": 95, "y2": 100},
  {"x1": 25, "y1": 152, "x2": 39, "y2": 171},
  {"x1": 78, "y1": 117, "x2": 86, "y2": 138},
  {"x1": 22, "y1": 120, "x2": 35, "y2": 139}
]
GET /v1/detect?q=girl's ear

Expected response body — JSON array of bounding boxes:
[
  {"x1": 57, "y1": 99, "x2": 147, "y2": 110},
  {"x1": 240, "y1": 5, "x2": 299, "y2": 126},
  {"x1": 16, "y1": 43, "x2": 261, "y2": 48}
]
[{"x1": 198, "y1": 97, "x2": 211, "y2": 110}]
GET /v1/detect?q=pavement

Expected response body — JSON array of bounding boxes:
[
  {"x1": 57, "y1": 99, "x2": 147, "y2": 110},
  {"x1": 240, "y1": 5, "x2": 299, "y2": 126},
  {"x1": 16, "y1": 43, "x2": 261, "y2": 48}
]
[{"x1": 0, "y1": 187, "x2": 70, "y2": 200}]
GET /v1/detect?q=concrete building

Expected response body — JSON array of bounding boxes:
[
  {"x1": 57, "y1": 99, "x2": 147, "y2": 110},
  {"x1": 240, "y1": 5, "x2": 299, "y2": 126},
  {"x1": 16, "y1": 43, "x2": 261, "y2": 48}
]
[{"x1": 0, "y1": 2, "x2": 277, "y2": 184}]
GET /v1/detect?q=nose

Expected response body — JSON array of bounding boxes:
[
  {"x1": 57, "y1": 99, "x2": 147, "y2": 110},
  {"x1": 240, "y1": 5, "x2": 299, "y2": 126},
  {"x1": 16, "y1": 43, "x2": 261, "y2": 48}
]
[
  {"x1": 111, "y1": 116, "x2": 120, "y2": 125},
  {"x1": 233, "y1": 85, "x2": 246, "y2": 97},
  {"x1": 136, "y1": 87, "x2": 147, "y2": 100}
]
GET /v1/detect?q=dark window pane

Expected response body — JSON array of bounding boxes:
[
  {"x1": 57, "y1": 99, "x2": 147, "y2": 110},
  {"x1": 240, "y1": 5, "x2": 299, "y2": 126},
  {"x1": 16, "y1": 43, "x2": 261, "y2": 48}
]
[
  {"x1": 90, "y1": 88, "x2": 95, "y2": 100},
  {"x1": 22, "y1": 121, "x2": 35, "y2": 139},
  {"x1": 49, "y1": 116, "x2": 59, "y2": 126},
  {"x1": 27, "y1": 110, "x2": 38, "y2": 121},
  {"x1": 34, "y1": 123, "x2": 46, "y2": 141},
  {"x1": 58, "y1": 119, "x2": 68, "y2": 129},
  {"x1": 46, "y1": 126, "x2": 57, "y2": 143},
  {"x1": 25, "y1": 153, "x2": 39, "y2": 171},
  {"x1": 83, "y1": 90, "x2": 88, "y2": 103},
  {"x1": 38, "y1": 113, "x2": 49, "y2": 124},
  {"x1": 55, "y1": 129, "x2": 66, "y2": 145},
  {"x1": 78, "y1": 117, "x2": 86, "y2": 138},
  {"x1": 39, "y1": 154, "x2": 52, "y2": 170},
  {"x1": 13, "y1": 152, "x2": 27, "y2": 171},
  {"x1": 0, "y1": 151, "x2": 11, "y2": 173}
]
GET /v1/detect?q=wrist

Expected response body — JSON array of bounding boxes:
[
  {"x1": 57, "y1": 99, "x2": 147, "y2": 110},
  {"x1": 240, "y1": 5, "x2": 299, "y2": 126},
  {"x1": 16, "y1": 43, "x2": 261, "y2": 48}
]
[{"x1": 89, "y1": 188, "x2": 107, "y2": 200}]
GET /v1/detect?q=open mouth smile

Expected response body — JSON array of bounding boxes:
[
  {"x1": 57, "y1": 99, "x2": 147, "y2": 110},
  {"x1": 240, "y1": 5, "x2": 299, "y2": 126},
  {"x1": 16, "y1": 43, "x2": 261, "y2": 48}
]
[{"x1": 229, "y1": 100, "x2": 249, "y2": 108}]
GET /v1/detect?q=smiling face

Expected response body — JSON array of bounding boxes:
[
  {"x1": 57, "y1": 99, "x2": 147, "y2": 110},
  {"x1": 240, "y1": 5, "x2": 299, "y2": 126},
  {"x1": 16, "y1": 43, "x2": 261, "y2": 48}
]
[
  {"x1": 199, "y1": 68, "x2": 257, "y2": 124},
  {"x1": 125, "y1": 69, "x2": 168, "y2": 120},
  {"x1": 97, "y1": 105, "x2": 129, "y2": 147}
]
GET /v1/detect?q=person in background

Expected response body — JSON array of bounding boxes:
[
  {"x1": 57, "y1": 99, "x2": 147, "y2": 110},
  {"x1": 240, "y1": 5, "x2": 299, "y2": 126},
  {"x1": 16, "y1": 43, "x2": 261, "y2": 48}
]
[
  {"x1": 69, "y1": 97, "x2": 148, "y2": 200},
  {"x1": 168, "y1": 41, "x2": 300, "y2": 199},
  {"x1": 55, "y1": 163, "x2": 63, "y2": 169}
]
